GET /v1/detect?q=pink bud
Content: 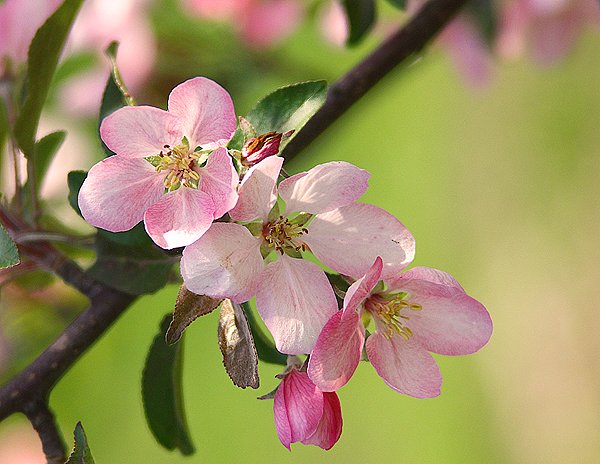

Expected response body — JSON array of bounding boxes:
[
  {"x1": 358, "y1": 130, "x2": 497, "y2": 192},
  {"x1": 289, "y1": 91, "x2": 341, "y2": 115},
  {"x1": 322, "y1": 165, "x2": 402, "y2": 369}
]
[{"x1": 242, "y1": 130, "x2": 293, "y2": 166}]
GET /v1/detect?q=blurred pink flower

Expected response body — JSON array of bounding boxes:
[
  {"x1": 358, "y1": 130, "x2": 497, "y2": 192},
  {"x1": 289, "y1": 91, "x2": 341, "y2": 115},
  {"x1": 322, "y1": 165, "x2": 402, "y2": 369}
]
[
  {"x1": 0, "y1": 0, "x2": 61, "y2": 75},
  {"x1": 318, "y1": 0, "x2": 349, "y2": 47},
  {"x1": 181, "y1": 156, "x2": 415, "y2": 354},
  {"x1": 183, "y1": 0, "x2": 304, "y2": 48},
  {"x1": 79, "y1": 77, "x2": 237, "y2": 249},
  {"x1": 0, "y1": 423, "x2": 45, "y2": 464},
  {"x1": 60, "y1": 0, "x2": 156, "y2": 115},
  {"x1": 497, "y1": 0, "x2": 600, "y2": 64},
  {"x1": 308, "y1": 257, "x2": 493, "y2": 397},
  {"x1": 274, "y1": 366, "x2": 342, "y2": 450}
]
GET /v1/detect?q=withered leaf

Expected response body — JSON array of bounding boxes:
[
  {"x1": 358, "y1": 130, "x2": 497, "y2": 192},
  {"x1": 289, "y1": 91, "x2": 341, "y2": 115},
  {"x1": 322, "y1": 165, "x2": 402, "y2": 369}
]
[
  {"x1": 218, "y1": 299, "x2": 260, "y2": 389},
  {"x1": 166, "y1": 285, "x2": 222, "y2": 344}
]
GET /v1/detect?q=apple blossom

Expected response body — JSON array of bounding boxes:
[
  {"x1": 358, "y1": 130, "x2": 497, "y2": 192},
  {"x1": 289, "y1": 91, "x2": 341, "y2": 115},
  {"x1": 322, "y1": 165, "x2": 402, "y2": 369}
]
[
  {"x1": 308, "y1": 257, "x2": 493, "y2": 398},
  {"x1": 78, "y1": 77, "x2": 238, "y2": 249},
  {"x1": 181, "y1": 156, "x2": 415, "y2": 354},
  {"x1": 273, "y1": 362, "x2": 342, "y2": 450}
]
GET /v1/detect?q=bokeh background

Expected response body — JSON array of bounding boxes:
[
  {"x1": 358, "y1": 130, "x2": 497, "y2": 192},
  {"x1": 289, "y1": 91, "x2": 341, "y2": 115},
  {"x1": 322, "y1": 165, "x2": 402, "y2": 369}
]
[{"x1": 1, "y1": 0, "x2": 599, "y2": 463}]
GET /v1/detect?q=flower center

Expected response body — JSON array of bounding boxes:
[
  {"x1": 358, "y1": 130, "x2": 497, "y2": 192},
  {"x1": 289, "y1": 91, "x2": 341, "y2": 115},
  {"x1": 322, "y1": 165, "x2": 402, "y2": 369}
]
[
  {"x1": 262, "y1": 215, "x2": 308, "y2": 255},
  {"x1": 365, "y1": 293, "x2": 422, "y2": 340},
  {"x1": 153, "y1": 140, "x2": 200, "y2": 191}
]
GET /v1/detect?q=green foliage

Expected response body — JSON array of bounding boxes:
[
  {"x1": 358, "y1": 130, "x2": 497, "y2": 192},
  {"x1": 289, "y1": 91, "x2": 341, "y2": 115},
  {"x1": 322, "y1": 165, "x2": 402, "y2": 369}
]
[
  {"x1": 467, "y1": 0, "x2": 498, "y2": 46},
  {"x1": 66, "y1": 422, "x2": 95, "y2": 464},
  {"x1": 142, "y1": 315, "x2": 195, "y2": 455},
  {"x1": 0, "y1": 223, "x2": 20, "y2": 270},
  {"x1": 242, "y1": 303, "x2": 286, "y2": 366},
  {"x1": 67, "y1": 170, "x2": 87, "y2": 216},
  {"x1": 88, "y1": 233, "x2": 174, "y2": 295},
  {"x1": 98, "y1": 76, "x2": 126, "y2": 157},
  {"x1": 386, "y1": 0, "x2": 407, "y2": 9},
  {"x1": 342, "y1": 0, "x2": 376, "y2": 46},
  {"x1": 14, "y1": 0, "x2": 84, "y2": 158},
  {"x1": 229, "y1": 81, "x2": 328, "y2": 150}
]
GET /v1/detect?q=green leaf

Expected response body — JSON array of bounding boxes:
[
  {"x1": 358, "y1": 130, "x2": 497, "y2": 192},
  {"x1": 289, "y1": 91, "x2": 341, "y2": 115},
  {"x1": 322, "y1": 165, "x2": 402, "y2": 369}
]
[
  {"x1": 98, "y1": 75, "x2": 126, "y2": 157},
  {"x1": 88, "y1": 234, "x2": 174, "y2": 295},
  {"x1": 229, "y1": 81, "x2": 328, "y2": 151},
  {"x1": 342, "y1": 0, "x2": 376, "y2": 46},
  {"x1": 467, "y1": 0, "x2": 498, "y2": 46},
  {"x1": 0, "y1": 224, "x2": 20, "y2": 270},
  {"x1": 66, "y1": 422, "x2": 95, "y2": 464},
  {"x1": 67, "y1": 170, "x2": 87, "y2": 216},
  {"x1": 143, "y1": 315, "x2": 195, "y2": 455},
  {"x1": 166, "y1": 285, "x2": 222, "y2": 345},
  {"x1": 242, "y1": 302, "x2": 286, "y2": 366},
  {"x1": 218, "y1": 300, "x2": 259, "y2": 389},
  {"x1": 23, "y1": 131, "x2": 66, "y2": 202},
  {"x1": 14, "y1": 0, "x2": 84, "y2": 158},
  {"x1": 386, "y1": 0, "x2": 407, "y2": 9}
]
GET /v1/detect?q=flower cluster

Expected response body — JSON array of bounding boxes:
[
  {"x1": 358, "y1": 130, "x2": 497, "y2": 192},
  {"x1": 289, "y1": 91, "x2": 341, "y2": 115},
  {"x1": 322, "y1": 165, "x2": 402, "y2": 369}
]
[{"x1": 79, "y1": 77, "x2": 492, "y2": 451}]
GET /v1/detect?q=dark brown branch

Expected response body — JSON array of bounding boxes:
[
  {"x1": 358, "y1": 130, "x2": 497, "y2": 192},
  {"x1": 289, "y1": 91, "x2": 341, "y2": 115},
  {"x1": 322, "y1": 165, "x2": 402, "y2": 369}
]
[
  {"x1": 282, "y1": 0, "x2": 469, "y2": 161},
  {"x1": 23, "y1": 401, "x2": 67, "y2": 464}
]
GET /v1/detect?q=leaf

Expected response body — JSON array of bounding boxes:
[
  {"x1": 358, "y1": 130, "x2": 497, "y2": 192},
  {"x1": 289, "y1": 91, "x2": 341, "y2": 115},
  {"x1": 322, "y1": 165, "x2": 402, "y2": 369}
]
[
  {"x1": 98, "y1": 75, "x2": 126, "y2": 157},
  {"x1": 342, "y1": 0, "x2": 376, "y2": 46},
  {"x1": 14, "y1": 0, "x2": 84, "y2": 158},
  {"x1": 66, "y1": 422, "x2": 95, "y2": 464},
  {"x1": 166, "y1": 285, "x2": 222, "y2": 345},
  {"x1": 88, "y1": 234, "x2": 174, "y2": 295},
  {"x1": 385, "y1": 0, "x2": 407, "y2": 9},
  {"x1": 67, "y1": 170, "x2": 87, "y2": 216},
  {"x1": 242, "y1": 303, "x2": 286, "y2": 366},
  {"x1": 23, "y1": 131, "x2": 66, "y2": 203},
  {"x1": 229, "y1": 81, "x2": 328, "y2": 151},
  {"x1": 467, "y1": 0, "x2": 498, "y2": 46},
  {"x1": 218, "y1": 300, "x2": 260, "y2": 389},
  {"x1": 0, "y1": 224, "x2": 20, "y2": 270},
  {"x1": 142, "y1": 315, "x2": 195, "y2": 455}
]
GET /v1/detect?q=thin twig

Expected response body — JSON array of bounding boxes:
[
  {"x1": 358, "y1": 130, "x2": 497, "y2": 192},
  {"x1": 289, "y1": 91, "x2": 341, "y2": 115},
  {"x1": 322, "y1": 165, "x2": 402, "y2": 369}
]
[
  {"x1": 23, "y1": 401, "x2": 67, "y2": 464},
  {"x1": 282, "y1": 0, "x2": 469, "y2": 161}
]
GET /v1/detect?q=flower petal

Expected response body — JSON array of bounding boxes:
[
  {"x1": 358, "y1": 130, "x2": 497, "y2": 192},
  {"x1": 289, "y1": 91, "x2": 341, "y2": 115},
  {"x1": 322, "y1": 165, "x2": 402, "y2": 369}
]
[
  {"x1": 144, "y1": 187, "x2": 214, "y2": 249},
  {"x1": 302, "y1": 392, "x2": 343, "y2": 450},
  {"x1": 78, "y1": 156, "x2": 165, "y2": 232},
  {"x1": 278, "y1": 162, "x2": 370, "y2": 214},
  {"x1": 304, "y1": 203, "x2": 416, "y2": 280},
  {"x1": 255, "y1": 255, "x2": 338, "y2": 354},
  {"x1": 275, "y1": 370, "x2": 323, "y2": 449},
  {"x1": 229, "y1": 156, "x2": 283, "y2": 222},
  {"x1": 390, "y1": 266, "x2": 465, "y2": 294},
  {"x1": 180, "y1": 223, "x2": 264, "y2": 303},
  {"x1": 100, "y1": 105, "x2": 182, "y2": 158},
  {"x1": 199, "y1": 147, "x2": 238, "y2": 218},
  {"x1": 167, "y1": 77, "x2": 236, "y2": 150},
  {"x1": 308, "y1": 310, "x2": 364, "y2": 392},
  {"x1": 366, "y1": 333, "x2": 442, "y2": 398},
  {"x1": 343, "y1": 256, "x2": 383, "y2": 316}
]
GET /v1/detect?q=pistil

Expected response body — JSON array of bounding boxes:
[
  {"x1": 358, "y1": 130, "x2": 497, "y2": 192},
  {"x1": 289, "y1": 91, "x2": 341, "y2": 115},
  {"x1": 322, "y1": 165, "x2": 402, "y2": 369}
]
[
  {"x1": 263, "y1": 215, "x2": 308, "y2": 255},
  {"x1": 366, "y1": 294, "x2": 422, "y2": 340},
  {"x1": 154, "y1": 141, "x2": 201, "y2": 190}
]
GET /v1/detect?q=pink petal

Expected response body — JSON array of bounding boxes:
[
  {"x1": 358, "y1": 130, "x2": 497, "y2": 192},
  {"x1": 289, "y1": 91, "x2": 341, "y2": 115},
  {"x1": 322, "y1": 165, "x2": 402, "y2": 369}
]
[
  {"x1": 241, "y1": 0, "x2": 303, "y2": 48},
  {"x1": 386, "y1": 266, "x2": 465, "y2": 294},
  {"x1": 366, "y1": 333, "x2": 442, "y2": 398},
  {"x1": 100, "y1": 106, "x2": 182, "y2": 158},
  {"x1": 304, "y1": 203, "x2": 416, "y2": 281},
  {"x1": 167, "y1": 77, "x2": 236, "y2": 150},
  {"x1": 78, "y1": 156, "x2": 165, "y2": 232},
  {"x1": 278, "y1": 162, "x2": 370, "y2": 214},
  {"x1": 144, "y1": 187, "x2": 214, "y2": 249},
  {"x1": 302, "y1": 392, "x2": 343, "y2": 450},
  {"x1": 343, "y1": 257, "x2": 383, "y2": 316},
  {"x1": 229, "y1": 156, "x2": 283, "y2": 222},
  {"x1": 180, "y1": 223, "x2": 264, "y2": 303},
  {"x1": 255, "y1": 255, "x2": 338, "y2": 354},
  {"x1": 308, "y1": 310, "x2": 364, "y2": 392},
  {"x1": 274, "y1": 370, "x2": 323, "y2": 449},
  {"x1": 198, "y1": 147, "x2": 238, "y2": 219}
]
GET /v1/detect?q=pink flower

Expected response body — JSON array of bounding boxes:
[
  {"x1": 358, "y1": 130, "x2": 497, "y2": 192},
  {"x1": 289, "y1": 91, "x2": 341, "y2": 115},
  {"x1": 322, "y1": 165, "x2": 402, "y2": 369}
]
[
  {"x1": 183, "y1": 0, "x2": 304, "y2": 48},
  {"x1": 0, "y1": 0, "x2": 61, "y2": 75},
  {"x1": 308, "y1": 257, "x2": 492, "y2": 397},
  {"x1": 78, "y1": 77, "x2": 238, "y2": 249},
  {"x1": 181, "y1": 156, "x2": 415, "y2": 354},
  {"x1": 497, "y1": 0, "x2": 600, "y2": 65},
  {"x1": 274, "y1": 365, "x2": 342, "y2": 450}
]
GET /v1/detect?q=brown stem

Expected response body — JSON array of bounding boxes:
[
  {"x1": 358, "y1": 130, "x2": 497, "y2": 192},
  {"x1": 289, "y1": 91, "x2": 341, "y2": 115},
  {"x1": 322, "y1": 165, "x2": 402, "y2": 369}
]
[
  {"x1": 23, "y1": 401, "x2": 67, "y2": 464},
  {"x1": 282, "y1": 0, "x2": 468, "y2": 161}
]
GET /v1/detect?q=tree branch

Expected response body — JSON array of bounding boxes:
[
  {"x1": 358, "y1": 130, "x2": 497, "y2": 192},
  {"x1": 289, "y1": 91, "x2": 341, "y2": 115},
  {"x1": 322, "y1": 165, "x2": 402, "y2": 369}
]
[
  {"x1": 23, "y1": 401, "x2": 67, "y2": 464},
  {"x1": 282, "y1": 0, "x2": 468, "y2": 161}
]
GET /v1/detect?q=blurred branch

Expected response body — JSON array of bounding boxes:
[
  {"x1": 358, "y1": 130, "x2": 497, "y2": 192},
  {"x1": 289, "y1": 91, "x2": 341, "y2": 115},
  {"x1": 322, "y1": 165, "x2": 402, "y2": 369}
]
[{"x1": 282, "y1": 0, "x2": 469, "y2": 160}]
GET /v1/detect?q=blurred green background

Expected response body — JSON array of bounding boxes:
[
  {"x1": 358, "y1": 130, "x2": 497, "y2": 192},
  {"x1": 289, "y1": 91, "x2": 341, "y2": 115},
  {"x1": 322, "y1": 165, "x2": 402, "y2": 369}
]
[{"x1": 1, "y1": 1, "x2": 600, "y2": 463}]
